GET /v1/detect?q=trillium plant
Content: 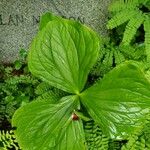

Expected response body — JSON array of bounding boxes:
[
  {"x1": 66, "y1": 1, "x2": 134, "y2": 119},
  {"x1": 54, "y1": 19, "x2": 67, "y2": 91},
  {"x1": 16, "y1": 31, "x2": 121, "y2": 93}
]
[{"x1": 12, "y1": 13, "x2": 150, "y2": 149}]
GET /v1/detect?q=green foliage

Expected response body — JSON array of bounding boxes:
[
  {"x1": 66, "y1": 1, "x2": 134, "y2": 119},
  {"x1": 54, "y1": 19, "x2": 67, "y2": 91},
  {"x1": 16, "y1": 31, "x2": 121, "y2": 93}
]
[
  {"x1": 14, "y1": 48, "x2": 27, "y2": 71},
  {"x1": 11, "y1": 13, "x2": 150, "y2": 150},
  {"x1": 0, "y1": 47, "x2": 70, "y2": 150},
  {"x1": 84, "y1": 120, "x2": 126, "y2": 150},
  {"x1": 0, "y1": 65, "x2": 68, "y2": 150},
  {"x1": 0, "y1": 6, "x2": 149, "y2": 150},
  {"x1": 119, "y1": 44, "x2": 146, "y2": 61},
  {"x1": 84, "y1": 120, "x2": 109, "y2": 150},
  {"x1": 144, "y1": 18, "x2": 150, "y2": 62},
  {"x1": 121, "y1": 114, "x2": 150, "y2": 150},
  {"x1": 35, "y1": 82, "x2": 67, "y2": 103},
  {"x1": 90, "y1": 43, "x2": 146, "y2": 77},
  {"x1": 13, "y1": 96, "x2": 86, "y2": 150},
  {"x1": 107, "y1": 0, "x2": 150, "y2": 61},
  {"x1": 0, "y1": 130, "x2": 20, "y2": 150},
  {"x1": 90, "y1": 43, "x2": 125, "y2": 77},
  {"x1": 109, "y1": 140, "x2": 123, "y2": 150},
  {"x1": 81, "y1": 61, "x2": 150, "y2": 139},
  {"x1": 0, "y1": 66, "x2": 39, "y2": 128},
  {"x1": 28, "y1": 13, "x2": 100, "y2": 94},
  {"x1": 0, "y1": 50, "x2": 40, "y2": 150}
]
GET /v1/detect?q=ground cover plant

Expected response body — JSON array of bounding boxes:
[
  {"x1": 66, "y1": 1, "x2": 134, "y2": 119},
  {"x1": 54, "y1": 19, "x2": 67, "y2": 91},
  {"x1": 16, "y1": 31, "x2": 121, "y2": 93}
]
[
  {"x1": 107, "y1": 0, "x2": 150, "y2": 61},
  {"x1": 1, "y1": 0, "x2": 150, "y2": 149},
  {"x1": 0, "y1": 50, "x2": 67, "y2": 150}
]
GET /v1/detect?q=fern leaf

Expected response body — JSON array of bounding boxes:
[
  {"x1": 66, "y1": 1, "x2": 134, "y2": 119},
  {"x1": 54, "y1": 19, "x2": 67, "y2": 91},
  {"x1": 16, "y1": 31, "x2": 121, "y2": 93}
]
[
  {"x1": 114, "y1": 49, "x2": 125, "y2": 64},
  {"x1": 108, "y1": 139, "x2": 124, "y2": 150},
  {"x1": 36, "y1": 90, "x2": 65, "y2": 104},
  {"x1": 95, "y1": 49, "x2": 114, "y2": 76},
  {"x1": 144, "y1": 17, "x2": 150, "y2": 62},
  {"x1": 122, "y1": 11, "x2": 144, "y2": 45},
  {"x1": 121, "y1": 114, "x2": 150, "y2": 150},
  {"x1": 140, "y1": 0, "x2": 150, "y2": 5},
  {"x1": 119, "y1": 44, "x2": 146, "y2": 60},
  {"x1": 84, "y1": 120, "x2": 109, "y2": 150},
  {"x1": 108, "y1": 0, "x2": 150, "y2": 51},
  {"x1": 107, "y1": 9, "x2": 137, "y2": 29},
  {"x1": 90, "y1": 44, "x2": 127, "y2": 77},
  {"x1": 35, "y1": 81, "x2": 67, "y2": 104},
  {"x1": 121, "y1": 128, "x2": 141, "y2": 150},
  {"x1": 102, "y1": 49, "x2": 113, "y2": 69},
  {"x1": 35, "y1": 82, "x2": 53, "y2": 95},
  {"x1": 109, "y1": 0, "x2": 139, "y2": 12},
  {"x1": 0, "y1": 130, "x2": 20, "y2": 150}
]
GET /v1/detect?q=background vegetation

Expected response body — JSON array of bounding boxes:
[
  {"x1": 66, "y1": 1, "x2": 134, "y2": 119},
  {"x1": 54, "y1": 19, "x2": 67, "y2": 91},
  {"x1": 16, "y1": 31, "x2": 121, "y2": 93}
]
[{"x1": 1, "y1": 0, "x2": 150, "y2": 149}]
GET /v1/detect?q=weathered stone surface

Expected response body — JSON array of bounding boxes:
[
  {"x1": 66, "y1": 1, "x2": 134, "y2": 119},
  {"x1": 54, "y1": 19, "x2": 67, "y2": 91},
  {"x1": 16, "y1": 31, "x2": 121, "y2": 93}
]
[{"x1": 0, "y1": 0, "x2": 111, "y2": 63}]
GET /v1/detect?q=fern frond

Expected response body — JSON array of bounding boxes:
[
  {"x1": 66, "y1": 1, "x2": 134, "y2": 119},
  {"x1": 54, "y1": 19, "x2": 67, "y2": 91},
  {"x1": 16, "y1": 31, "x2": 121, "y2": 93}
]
[
  {"x1": 132, "y1": 44, "x2": 146, "y2": 60},
  {"x1": 0, "y1": 130, "x2": 20, "y2": 150},
  {"x1": 121, "y1": 114, "x2": 150, "y2": 150},
  {"x1": 91, "y1": 49, "x2": 113, "y2": 77},
  {"x1": 91, "y1": 43, "x2": 146, "y2": 79},
  {"x1": 101, "y1": 49, "x2": 114, "y2": 70},
  {"x1": 35, "y1": 81, "x2": 53, "y2": 95},
  {"x1": 122, "y1": 11, "x2": 144, "y2": 45},
  {"x1": 140, "y1": 0, "x2": 150, "y2": 5},
  {"x1": 90, "y1": 45, "x2": 126, "y2": 77},
  {"x1": 84, "y1": 120, "x2": 109, "y2": 150},
  {"x1": 144, "y1": 17, "x2": 150, "y2": 62},
  {"x1": 107, "y1": 9, "x2": 137, "y2": 29},
  {"x1": 35, "y1": 82, "x2": 67, "y2": 103},
  {"x1": 108, "y1": 139, "x2": 124, "y2": 150},
  {"x1": 109, "y1": 0, "x2": 139, "y2": 12},
  {"x1": 36, "y1": 90, "x2": 63, "y2": 103},
  {"x1": 113, "y1": 49, "x2": 125, "y2": 64},
  {"x1": 107, "y1": 0, "x2": 150, "y2": 58},
  {"x1": 146, "y1": 0, "x2": 150, "y2": 9},
  {"x1": 119, "y1": 44, "x2": 146, "y2": 60}
]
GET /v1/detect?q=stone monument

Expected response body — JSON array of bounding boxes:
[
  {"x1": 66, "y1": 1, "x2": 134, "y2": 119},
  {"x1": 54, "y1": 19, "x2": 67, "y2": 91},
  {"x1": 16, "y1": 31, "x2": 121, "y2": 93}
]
[{"x1": 0, "y1": 0, "x2": 111, "y2": 63}]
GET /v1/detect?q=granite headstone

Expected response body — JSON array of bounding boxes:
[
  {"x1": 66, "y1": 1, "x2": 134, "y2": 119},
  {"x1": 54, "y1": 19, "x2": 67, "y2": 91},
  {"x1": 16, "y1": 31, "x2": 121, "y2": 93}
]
[{"x1": 0, "y1": 0, "x2": 111, "y2": 63}]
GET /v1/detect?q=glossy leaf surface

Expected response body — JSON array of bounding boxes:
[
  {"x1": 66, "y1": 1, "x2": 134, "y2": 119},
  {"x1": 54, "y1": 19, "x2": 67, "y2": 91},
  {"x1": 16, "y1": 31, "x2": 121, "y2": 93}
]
[
  {"x1": 12, "y1": 96, "x2": 85, "y2": 150},
  {"x1": 81, "y1": 61, "x2": 150, "y2": 139},
  {"x1": 28, "y1": 19, "x2": 100, "y2": 93}
]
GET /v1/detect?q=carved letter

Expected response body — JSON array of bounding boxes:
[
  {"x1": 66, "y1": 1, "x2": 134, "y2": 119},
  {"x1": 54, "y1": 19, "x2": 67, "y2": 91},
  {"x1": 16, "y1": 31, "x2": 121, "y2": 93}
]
[
  {"x1": 8, "y1": 15, "x2": 16, "y2": 26},
  {"x1": 33, "y1": 16, "x2": 40, "y2": 25},
  {"x1": 16, "y1": 15, "x2": 24, "y2": 25},
  {"x1": 0, "y1": 14, "x2": 6, "y2": 25}
]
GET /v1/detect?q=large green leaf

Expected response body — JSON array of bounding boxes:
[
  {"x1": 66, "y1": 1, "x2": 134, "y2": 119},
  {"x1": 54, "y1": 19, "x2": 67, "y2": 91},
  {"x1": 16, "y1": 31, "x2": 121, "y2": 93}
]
[
  {"x1": 28, "y1": 19, "x2": 100, "y2": 94},
  {"x1": 80, "y1": 61, "x2": 150, "y2": 139},
  {"x1": 12, "y1": 96, "x2": 86, "y2": 150}
]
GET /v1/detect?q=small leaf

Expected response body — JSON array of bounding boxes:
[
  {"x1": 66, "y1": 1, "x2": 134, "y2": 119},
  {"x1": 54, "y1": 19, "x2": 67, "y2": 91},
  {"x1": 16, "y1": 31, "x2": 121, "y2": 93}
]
[
  {"x1": 28, "y1": 18, "x2": 100, "y2": 93},
  {"x1": 107, "y1": 9, "x2": 137, "y2": 29},
  {"x1": 12, "y1": 96, "x2": 86, "y2": 150},
  {"x1": 81, "y1": 61, "x2": 150, "y2": 139},
  {"x1": 14, "y1": 60, "x2": 22, "y2": 70},
  {"x1": 19, "y1": 48, "x2": 27, "y2": 60},
  {"x1": 122, "y1": 12, "x2": 144, "y2": 45}
]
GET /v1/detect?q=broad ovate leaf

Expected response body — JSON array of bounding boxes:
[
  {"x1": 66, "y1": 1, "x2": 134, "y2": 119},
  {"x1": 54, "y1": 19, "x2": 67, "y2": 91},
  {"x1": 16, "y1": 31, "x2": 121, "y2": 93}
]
[
  {"x1": 81, "y1": 61, "x2": 150, "y2": 139},
  {"x1": 28, "y1": 19, "x2": 100, "y2": 94},
  {"x1": 12, "y1": 96, "x2": 86, "y2": 150}
]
